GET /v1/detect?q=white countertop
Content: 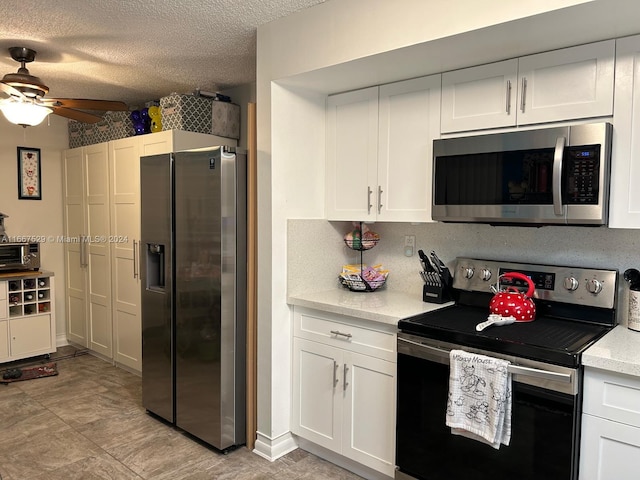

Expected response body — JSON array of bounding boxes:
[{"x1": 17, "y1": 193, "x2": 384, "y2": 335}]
[
  {"x1": 583, "y1": 325, "x2": 640, "y2": 377},
  {"x1": 287, "y1": 288, "x2": 453, "y2": 326}
]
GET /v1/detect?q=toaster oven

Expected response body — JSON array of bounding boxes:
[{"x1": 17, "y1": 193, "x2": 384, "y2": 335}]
[{"x1": 0, "y1": 242, "x2": 41, "y2": 271}]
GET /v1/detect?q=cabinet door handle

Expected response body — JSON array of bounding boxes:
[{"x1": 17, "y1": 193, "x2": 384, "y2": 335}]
[
  {"x1": 133, "y1": 239, "x2": 139, "y2": 279},
  {"x1": 367, "y1": 186, "x2": 373, "y2": 214},
  {"x1": 520, "y1": 77, "x2": 527, "y2": 113},
  {"x1": 377, "y1": 185, "x2": 383, "y2": 214},
  {"x1": 80, "y1": 236, "x2": 88, "y2": 267},
  {"x1": 505, "y1": 80, "x2": 512, "y2": 114},
  {"x1": 343, "y1": 364, "x2": 349, "y2": 391},
  {"x1": 333, "y1": 361, "x2": 339, "y2": 388},
  {"x1": 330, "y1": 330, "x2": 353, "y2": 339}
]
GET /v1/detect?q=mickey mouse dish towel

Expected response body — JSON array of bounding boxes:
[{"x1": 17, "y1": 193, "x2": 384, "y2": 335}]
[{"x1": 446, "y1": 349, "x2": 512, "y2": 449}]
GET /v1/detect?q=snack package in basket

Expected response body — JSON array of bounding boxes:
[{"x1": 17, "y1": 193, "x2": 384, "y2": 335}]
[{"x1": 339, "y1": 264, "x2": 389, "y2": 291}]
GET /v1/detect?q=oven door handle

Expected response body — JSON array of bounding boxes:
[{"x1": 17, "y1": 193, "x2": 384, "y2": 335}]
[{"x1": 398, "y1": 337, "x2": 572, "y2": 384}]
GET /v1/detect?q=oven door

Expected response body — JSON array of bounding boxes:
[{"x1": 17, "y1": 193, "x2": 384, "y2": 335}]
[
  {"x1": 0, "y1": 243, "x2": 29, "y2": 269},
  {"x1": 396, "y1": 334, "x2": 581, "y2": 480}
]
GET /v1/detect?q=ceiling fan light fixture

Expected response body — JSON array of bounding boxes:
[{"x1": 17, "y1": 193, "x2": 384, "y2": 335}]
[{"x1": 0, "y1": 100, "x2": 52, "y2": 126}]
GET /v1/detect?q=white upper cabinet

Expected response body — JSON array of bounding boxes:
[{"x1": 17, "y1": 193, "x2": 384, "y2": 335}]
[
  {"x1": 377, "y1": 75, "x2": 441, "y2": 222},
  {"x1": 326, "y1": 87, "x2": 379, "y2": 221},
  {"x1": 441, "y1": 40, "x2": 615, "y2": 133},
  {"x1": 441, "y1": 59, "x2": 518, "y2": 132},
  {"x1": 517, "y1": 40, "x2": 614, "y2": 125},
  {"x1": 326, "y1": 75, "x2": 441, "y2": 222},
  {"x1": 609, "y1": 34, "x2": 640, "y2": 229}
]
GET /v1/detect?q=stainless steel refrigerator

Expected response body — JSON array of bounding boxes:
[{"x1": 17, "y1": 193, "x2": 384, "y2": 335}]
[{"x1": 140, "y1": 146, "x2": 246, "y2": 450}]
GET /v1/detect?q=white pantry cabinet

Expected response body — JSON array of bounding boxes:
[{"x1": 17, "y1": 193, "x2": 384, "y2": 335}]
[
  {"x1": 580, "y1": 367, "x2": 640, "y2": 480},
  {"x1": 291, "y1": 307, "x2": 397, "y2": 477},
  {"x1": 441, "y1": 40, "x2": 615, "y2": 133},
  {"x1": 609, "y1": 34, "x2": 640, "y2": 228},
  {"x1": 64, "y1": 130, "x2": 236, "y2": 372},
  {"x1": 326, "y1": 75, "x2": 441, "y2": 222},
  {"x1": 0, "y1": 274, "x2": 56, "y2": 363},
  {"x1": 62, "y1": 142, "x2": 112, "y2": 357}
]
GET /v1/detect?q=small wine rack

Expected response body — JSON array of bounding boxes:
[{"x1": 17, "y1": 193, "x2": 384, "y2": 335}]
[{"x1": 8, "y1": 276, "x2": 51, "y2": 317}]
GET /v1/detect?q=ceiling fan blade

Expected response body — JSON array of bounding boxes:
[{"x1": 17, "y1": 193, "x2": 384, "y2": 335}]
[
  {"x1": 51, "y1": 106, "x2": 103, "y2": 123},
  {"x1": 0, "y1": 81, "x2": 26, "y2": 99},
  {"x1": 44, "y1": 98, "x2": 128, "y2": 111}
]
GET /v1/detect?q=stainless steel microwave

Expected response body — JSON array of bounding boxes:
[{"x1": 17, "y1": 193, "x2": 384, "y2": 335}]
[
  {"x1": 432, "y1": 122, "x2": 612, "y2": 225},
  {"x1": 0, "y1": 242, "x2": 40, "y2": 271}
]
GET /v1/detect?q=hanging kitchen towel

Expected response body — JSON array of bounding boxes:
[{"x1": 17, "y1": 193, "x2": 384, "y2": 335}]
[{"x1": 445, "y1": 349, "x2": 512, "y2": 449}]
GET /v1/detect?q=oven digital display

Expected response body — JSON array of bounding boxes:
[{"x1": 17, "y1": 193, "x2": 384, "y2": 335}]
[{"x1": 499, "y1": 268, "x2": 555, "y2": 291}]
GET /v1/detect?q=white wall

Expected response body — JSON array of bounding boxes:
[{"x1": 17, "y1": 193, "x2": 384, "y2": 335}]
[
  {"x1": 0, "y1": 114, "x2": 68, "y2": 344},
  {"x1": 262, "y1": 0, "x2": 593, "y2": 84},
  {"x1": 255, "y1": 0, "x2": 640, "y2": 460}
]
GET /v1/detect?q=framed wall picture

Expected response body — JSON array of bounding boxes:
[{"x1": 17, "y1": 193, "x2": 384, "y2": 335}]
[{"x1": 17, "y1": 146, "x2": 42, "y2": 200}]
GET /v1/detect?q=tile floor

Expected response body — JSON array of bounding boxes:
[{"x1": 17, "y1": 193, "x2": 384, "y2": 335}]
[{"x1": 0, "y1": 348, "x2": 363, "y2": 479}]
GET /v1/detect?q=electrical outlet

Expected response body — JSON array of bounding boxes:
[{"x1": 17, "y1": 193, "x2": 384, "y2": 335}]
[{"x1": 404, "y1": 235, "x2": 415, "y2": 257}]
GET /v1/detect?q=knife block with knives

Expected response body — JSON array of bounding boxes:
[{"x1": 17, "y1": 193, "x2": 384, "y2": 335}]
[{"x1": 419, "y1": 249, "x2": 453, "y2": 303}]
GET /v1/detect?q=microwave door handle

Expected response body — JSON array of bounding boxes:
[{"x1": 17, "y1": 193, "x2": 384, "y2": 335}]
[{"x1": 552, "y1": 136, "x2": 566, "y2": 217}]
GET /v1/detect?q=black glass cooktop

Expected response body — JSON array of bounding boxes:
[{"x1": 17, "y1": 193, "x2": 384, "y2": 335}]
[{"x1": 398, "y1": 304, "x2": 612, "y2": 368}]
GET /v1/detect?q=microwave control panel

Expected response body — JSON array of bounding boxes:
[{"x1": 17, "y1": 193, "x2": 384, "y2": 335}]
[{"x1": 564, "y1": 145, "x2": 600, "y2": 204}]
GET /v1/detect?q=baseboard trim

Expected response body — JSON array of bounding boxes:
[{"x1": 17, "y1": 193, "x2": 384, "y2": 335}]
[
  {"x1": 253, "y1": 431, "x2": 298, "y2": 461},
  {"x1": 297, "y1": 438, "x2": 394, "y2": 480}
]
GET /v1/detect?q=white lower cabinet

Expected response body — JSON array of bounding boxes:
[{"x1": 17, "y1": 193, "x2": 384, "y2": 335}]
[
  {"x1": 580, "y1": 367, "x2": 640, "y2": 479},
  {"x1": 292, "y1": 307, "x2": 397, "y2": 477},
  {"x1": 0, "y1": 320, "x2": 8, "y2": 361},
  {"x1": 0, "y1": 275, "x2": 56, "y2": 363}
]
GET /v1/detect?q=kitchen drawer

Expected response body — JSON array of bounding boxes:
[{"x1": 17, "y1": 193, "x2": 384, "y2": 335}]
[
  {"x1": 584, "y1": 367, "x2": 640, "y2": 427},
  {"x1": 293, "y1": 307, "x2": 396, "y2": 362}
]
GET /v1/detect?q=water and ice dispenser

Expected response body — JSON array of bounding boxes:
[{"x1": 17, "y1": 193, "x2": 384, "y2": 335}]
[{"x1": 146, "y1": 243, "x2": 165, "y2": 291}]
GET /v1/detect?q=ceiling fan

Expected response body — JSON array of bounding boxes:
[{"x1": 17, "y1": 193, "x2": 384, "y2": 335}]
[{"x1": 0, "y1": 46, "x2": 128, "y2": 126}]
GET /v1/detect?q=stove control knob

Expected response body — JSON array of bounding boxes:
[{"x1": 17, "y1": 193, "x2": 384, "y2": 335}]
[
  {"x1": 586, "y1": 278, "x2": 603, "y2": 295},
  {"x1": 464, "y1": 267, "x2": 475, "y2": 279},
  {"x1": 480, "y1": 269, "x2": 492, "y2": 281},
  {"x1": 563, "y1": 276, "x2": 579, "y2": 291}
]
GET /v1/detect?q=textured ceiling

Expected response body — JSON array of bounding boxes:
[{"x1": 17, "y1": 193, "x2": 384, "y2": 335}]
[{"x1": 0, "y1": 0, "x2": 326, "y2": 108}]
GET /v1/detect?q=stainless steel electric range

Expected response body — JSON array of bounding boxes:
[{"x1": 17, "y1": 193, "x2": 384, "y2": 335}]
[{"x1": 395, "y1": 257, "x2": 617, "y2": 480}]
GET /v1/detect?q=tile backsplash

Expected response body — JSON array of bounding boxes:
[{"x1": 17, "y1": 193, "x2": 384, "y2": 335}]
[{"x1": 287, "y1": 219, "x2": 640, "y2": 327}]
